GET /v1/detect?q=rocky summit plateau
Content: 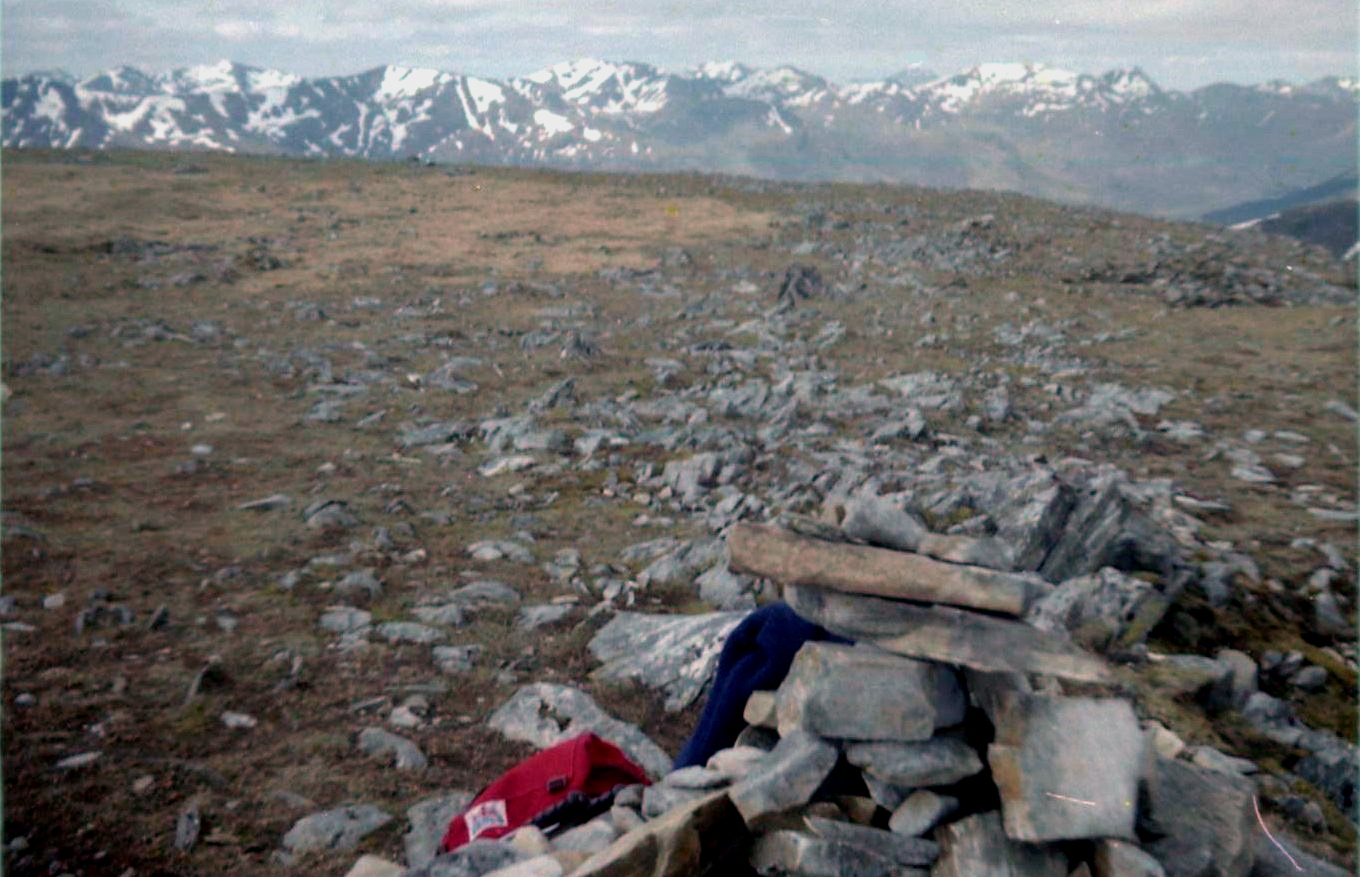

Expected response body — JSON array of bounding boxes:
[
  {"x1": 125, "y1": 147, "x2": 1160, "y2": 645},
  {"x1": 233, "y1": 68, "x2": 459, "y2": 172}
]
[{"x1": 1, "y1": 149, "x2": 1356, "y2": 877}]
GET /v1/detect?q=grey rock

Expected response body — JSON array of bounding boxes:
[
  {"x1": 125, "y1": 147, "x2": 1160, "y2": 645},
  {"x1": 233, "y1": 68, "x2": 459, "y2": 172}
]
[
  {"x1": 695, "y1": 562, "x2": 757, "y2": 610},
  {"x1": 840, "y1": 494, "x2": 927, "y2": 551},
  {"x1": 971, "y1": 468, "x2": 1076, "y2": 573},
  {"x1": 888, "y1": 790, "x2": 959, "y2": 837},
  {"x1": 728, "y1": 729, "x2": 838, "y2": 826},
  {"x1": 515, "y1": 603, "x2": 573, "y2": 630},
  {"x1": 1247, "y1": 825, "x2": 1352, "y2": 877},
  {"x1": 846, "y1": 737, "x2": 982, "y2": 787},
  {"x1": 375, "y1": 622, "x2": 445, "y2": 645},
  {"x1": 1139, "y1": 754, "x2": 1255, "y2": 877},
  {"x1": 775, "y1": 641, "x2": 966, "y2": 742},
  {"x1": 1025, "y1": 567, "x2": 1166, "y2": 652},
  {"x1": 336, "y1": 569, "x2": 383, "y2": 599},
  {"x1": 1289, "y1": 665, "x2": 1328, "y2": 690},
  {"x1": 785, "y1": 585, "x2": 1112, "y2": 683},
  {"x1": 1093, "y1": 839, "x2": 1167, "y2": 877},
  {"x1": 1212, "y1": 649, "x2": 1258, "y2": 711},
  {"x1": 705, "y1": 746, "x2": 769, "y2": 782},
  {"x1": 281, "y1": 804, "x2": 392, "y2": 856},
  {"x1": 588, "y1": 610, "x2": 747, "y2": 712},
  {"x1": 303, "y1": 499, "x2": 358, "y2": 530},
  {"x1": 1311, "y1": 590, "x2": 1353, "y2": 639},
  {"x1": 988, "y1": 693, "x2": 1144, "y2": 842},
  {"x1": 405, "y1": 792, "x2": 474, "y2": 869},
  {"x1": 1038, "y1": 473, "x2": 1181, "y2": 584},
  {"x1": 870, "y1": 409, "x2": 930, "y2": 443},
  {"x1": 443, "y1": 579, "x2": 521, "y2": 609},
  {"x1": 238, "y1": 493, "x2": 293, "y2": 512},
  {"x1": 412, "y1": 604, "x2": 468, "y2": 627},
  {"x1": 551, "y1": 816, "x2": 617, "y2": 854},
  {"x1": 399, "y1": 420, "x2": 473, "y2": 449},
  {"x1": 734, "y1": 725, "x2": 778, "y2": 751},
  {"x1": 750, "y1": 830, "x2": 919, "y2": 877},
  {"x1": 862, "y1": 773, "x2": 912, "y2": 810},
  {"x1": 805, "y1": 816, "x2": 938, "y2": 867},
  {"x1": 637, "y1": 537, "x2": 723, "y2": 587},
  {"x1": 641, "y1": 783, "x2": 710, "y2": 819},
  {"x1": 357, "y1": 727, "x2": 427, "y2": 771},
  {"x1": 661, "y1": 765, "x2": 729, "y2": 790},
  {"x1": 405, "y1": 841, "x2": 526, "y2": 877},
  {"x1": 933, "y1": 811, "x2": 1067, "y2": 877},
  {"x1": 743, "y1": 691, "x2": 777, "y2": 728},
  {"x1": 174, "y1": 802, "x2": 201, "y2": 851},
  {"x1": 487, "y1": 683, "x2": 671, "y2": 780},
  {"x1": 432, "y1": 644, "x2": 482, "y2": 674},
  {"x1": 1189, "y1": 746, "x2": 1258, "y2": 776},
  {"x1": 983, "y1": 385, "x2": 1012, "y2": 422},
  {"x1": 423, "y1": 361, "x2": 478, "y2": 394},
  {"x1": 877, "y1": 371, "x2": 963, "y2": 411},
  {"x1": 467, "y1": 540, "x2": 534, "y2": 563}
]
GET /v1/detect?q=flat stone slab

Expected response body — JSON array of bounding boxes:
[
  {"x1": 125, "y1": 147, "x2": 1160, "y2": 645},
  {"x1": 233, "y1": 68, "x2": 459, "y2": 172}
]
[
  {"x1": 987, "y1": 694, "x2": 1143, "y2": 842},
  {"x1": 487, "y1": 683, "x2": 671, "y2": 780},
  {"x1": 933, "y1": 811, "x2": 1067, "y2": 877},
  {"x1": 729, "y1": 523, "x2": 1030, "y2": 615},
  {"x1": 845, "y1": 737, "x2": 983, "y2": 787},
  {"x1": 588, "y1": 610, "x2": 747, "y2": 712},
  {"x1": 785, "y1": 584, "x2": 1112, "y2": 683},
  {"x1": 775, "y1": 641, "x2": 965, "y2": 742}
]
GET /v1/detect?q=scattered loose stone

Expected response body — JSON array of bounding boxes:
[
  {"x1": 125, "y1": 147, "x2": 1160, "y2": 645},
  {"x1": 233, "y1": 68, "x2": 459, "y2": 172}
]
[
  {"x1": 281, "y1": 805, "x2": 392, "y2": 857},
  {"x1": 56, "y1": 751, "x2": 102, "y2": 771},
  {"x1": 220, "y1": 711, "x2": 258, "y2": 730},
  {"x1": 238, "y1": 494, "x2": 292, "y2": 512},
  {"x1": 356, "y1": 726, "x2": 427, "y2": 771},
  {"x1": 174, "y1": 802, "x2": 202, "y2": 851},
  {"x1": 375, "y1": 621, "x2": 445, "y2": 644}
]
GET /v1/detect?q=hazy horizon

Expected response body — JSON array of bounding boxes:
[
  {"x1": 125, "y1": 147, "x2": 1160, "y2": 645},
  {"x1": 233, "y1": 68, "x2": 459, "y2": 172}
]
[{"x1": 5, "y1": 0, "x2": 1357, "y2": 91}]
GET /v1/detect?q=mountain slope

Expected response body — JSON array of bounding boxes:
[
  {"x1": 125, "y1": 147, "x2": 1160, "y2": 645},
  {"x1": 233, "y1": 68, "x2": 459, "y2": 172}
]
[{"x1": 3, "y1": 59, "x2": 1356, "y2": 218}]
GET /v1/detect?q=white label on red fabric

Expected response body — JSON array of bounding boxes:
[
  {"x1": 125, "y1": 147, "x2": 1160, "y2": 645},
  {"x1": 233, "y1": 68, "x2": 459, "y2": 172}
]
[{"x1": 464, "y1": 799, "x2": 508, "y2": 840}]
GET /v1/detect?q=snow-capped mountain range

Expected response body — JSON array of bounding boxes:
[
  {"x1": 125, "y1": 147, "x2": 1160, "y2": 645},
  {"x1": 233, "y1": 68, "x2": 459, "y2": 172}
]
[{"x1": 4, "y1": 58, "x2": 1357, "y2": 217}]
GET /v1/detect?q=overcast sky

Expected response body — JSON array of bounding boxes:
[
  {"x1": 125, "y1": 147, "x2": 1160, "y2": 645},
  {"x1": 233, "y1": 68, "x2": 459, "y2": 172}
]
[{"x1": 4, "y1": 0, "x2": 1356, "y2": 89}]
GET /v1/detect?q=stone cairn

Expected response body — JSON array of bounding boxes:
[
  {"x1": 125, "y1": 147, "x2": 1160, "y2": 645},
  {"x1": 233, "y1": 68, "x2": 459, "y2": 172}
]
[{"x1": 406, "y1": 518, "x2": 1286, "y2": 877}]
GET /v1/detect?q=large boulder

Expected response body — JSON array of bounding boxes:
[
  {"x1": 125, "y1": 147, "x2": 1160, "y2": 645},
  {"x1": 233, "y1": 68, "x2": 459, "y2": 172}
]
[{"x1": 588, "y1": 611, "x2": 748, "y2": 712}]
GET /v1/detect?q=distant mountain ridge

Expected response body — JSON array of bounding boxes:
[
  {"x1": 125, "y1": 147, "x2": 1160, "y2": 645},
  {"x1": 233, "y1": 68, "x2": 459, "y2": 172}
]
[{"x1": 4, "y1": 58, "x2": 1356, "y2": 218}]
